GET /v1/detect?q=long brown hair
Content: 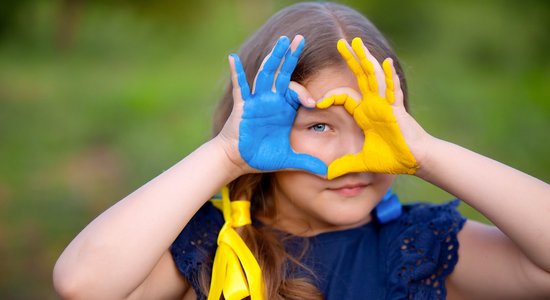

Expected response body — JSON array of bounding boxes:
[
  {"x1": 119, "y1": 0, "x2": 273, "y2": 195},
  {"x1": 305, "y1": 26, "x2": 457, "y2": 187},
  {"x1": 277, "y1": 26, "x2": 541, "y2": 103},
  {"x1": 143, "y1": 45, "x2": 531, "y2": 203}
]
[{"x1": 205, "y1": 2, "x2": 408, "y2": 299}]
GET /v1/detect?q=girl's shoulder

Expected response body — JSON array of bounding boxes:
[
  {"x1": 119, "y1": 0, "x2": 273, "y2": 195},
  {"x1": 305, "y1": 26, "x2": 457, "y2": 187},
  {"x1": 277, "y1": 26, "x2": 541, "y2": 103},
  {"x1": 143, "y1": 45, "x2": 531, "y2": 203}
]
[
  {"x1": 390, "y1": 199, "x2": 466, "y2": 238},
  {"x1": 380, "y1": 199, "x2": 467, "y2": 299}
]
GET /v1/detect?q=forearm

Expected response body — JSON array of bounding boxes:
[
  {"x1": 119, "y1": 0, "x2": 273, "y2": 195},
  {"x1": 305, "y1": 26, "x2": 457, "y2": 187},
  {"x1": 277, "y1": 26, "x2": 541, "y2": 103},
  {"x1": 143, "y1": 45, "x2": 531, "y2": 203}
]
[
  {"x1": 53, "y1": 137, "x2": 242, "y2": 298},
  {"x1": 416, "y1": 137, "x2": 550, "y2": 271}
]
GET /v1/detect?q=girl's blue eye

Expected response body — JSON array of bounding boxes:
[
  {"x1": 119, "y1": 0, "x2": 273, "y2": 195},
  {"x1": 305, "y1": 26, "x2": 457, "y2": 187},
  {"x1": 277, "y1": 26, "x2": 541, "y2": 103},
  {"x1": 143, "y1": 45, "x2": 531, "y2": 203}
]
[{"x1": 310, "y1": 123, "x2": 328, "y2": 132}]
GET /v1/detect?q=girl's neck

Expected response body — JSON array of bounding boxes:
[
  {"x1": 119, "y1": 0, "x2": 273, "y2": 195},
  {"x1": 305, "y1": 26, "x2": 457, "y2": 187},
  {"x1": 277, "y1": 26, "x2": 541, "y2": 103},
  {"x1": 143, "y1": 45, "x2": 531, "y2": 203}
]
[{"x1": 255, "y1": 212, "x2": 373, "y2": 237}]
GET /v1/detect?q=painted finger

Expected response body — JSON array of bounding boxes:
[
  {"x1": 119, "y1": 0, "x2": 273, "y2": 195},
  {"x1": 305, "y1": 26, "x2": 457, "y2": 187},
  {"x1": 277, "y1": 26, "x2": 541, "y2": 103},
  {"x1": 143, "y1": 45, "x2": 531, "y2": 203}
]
[
  {"x1": 229, "y1": 54, "x2": 251, "y2": 101},
  {"x1": 316, "y1": 95, "x2": 335, "y2": 109},
  {"x1": 288, "y1": 81, "x2": 315, "y2": 108},
  {"x1": 283, "y1": 152, "x2": 327, "y2": 176},
  {"x1": 320, "y1": 87, "x2": 361, "y2": 111},
  {"x1": 284, "y1": 89, "x2": 300, "y2": 110},
  {"x1": 275, "y1": 36, "x2": 305, "y2": 95},
  {"x1": 382, "y1": 58, "x2": 404, "y2": 107},
  {"x1": 336, "y1": 39, "x2": 369, "y2": 97},
  {"x1": 351, "y1": 37, "x2": 385, "y2": 96},
  {"x1": 327, "y1": 153, "x2": 366, "y2": 180},
  {"x1": 254, "y1": 36, "x2": 290, "y2": 93},
  {"x1": 382, "y1": 59, "x2": 395, "y2": 104},
  {"x1": 316, "y1": 92, "x2": 360, "y2": 115}
]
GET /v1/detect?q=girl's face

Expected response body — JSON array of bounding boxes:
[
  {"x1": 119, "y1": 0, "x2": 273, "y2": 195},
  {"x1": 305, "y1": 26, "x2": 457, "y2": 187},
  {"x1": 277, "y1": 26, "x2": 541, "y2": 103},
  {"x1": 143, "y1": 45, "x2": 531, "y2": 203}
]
[{"x1": 271, "y1": 65, "x2": 395, "y2": 236}]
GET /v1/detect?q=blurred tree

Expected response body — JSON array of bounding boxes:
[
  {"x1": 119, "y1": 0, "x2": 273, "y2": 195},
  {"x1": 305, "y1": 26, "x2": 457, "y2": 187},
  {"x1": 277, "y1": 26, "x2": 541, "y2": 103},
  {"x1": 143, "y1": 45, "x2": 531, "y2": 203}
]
[
  {"x1": 55, "y1": 0, "x2": 85, "y2": 50},
  {"x1": 0, "y1": 0, "x2": 31, "y2": 40}
]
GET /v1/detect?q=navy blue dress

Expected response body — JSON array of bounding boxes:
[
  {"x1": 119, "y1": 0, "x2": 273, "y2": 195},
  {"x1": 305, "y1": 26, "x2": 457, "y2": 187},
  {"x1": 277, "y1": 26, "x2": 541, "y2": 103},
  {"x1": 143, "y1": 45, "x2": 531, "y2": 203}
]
[{"x1": 171, "y1": 200, "x2": 466, "y2": 299}]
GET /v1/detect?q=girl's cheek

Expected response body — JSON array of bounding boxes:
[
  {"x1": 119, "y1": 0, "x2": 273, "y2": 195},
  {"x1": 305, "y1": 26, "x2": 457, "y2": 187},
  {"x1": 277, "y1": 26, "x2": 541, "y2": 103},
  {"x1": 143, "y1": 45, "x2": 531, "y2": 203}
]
[{"x1": 290, "y1": 131, "x2": 339, "y2": 164}]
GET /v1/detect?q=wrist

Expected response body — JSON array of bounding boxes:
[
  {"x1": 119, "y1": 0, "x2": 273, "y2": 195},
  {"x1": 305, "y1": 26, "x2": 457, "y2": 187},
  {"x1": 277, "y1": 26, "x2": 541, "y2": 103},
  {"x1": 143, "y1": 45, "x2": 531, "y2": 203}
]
[
  {"x1": 210, "y1": 135, "x2": 250, "y2": 181},
  {"x1": 413, "y1": 136, "x2": 444, "y2": 180}
]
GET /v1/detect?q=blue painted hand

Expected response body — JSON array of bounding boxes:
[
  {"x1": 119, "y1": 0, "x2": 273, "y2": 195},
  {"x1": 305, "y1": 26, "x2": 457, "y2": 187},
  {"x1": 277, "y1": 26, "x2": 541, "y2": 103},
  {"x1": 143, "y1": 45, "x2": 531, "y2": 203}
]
[{"x1": 231, "y1": 36, "x2": 327, "y2": 175}]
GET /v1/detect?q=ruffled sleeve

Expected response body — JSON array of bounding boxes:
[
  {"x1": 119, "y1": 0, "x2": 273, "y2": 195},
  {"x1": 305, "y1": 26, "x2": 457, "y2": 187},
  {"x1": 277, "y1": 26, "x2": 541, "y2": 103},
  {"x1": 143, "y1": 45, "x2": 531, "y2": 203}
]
[
  {"x1": 383, "y1": 200, "x2": 466, "y2": 300},
  {"x1": 170, "y1": 201, "x2": 224, "y2": 298}
]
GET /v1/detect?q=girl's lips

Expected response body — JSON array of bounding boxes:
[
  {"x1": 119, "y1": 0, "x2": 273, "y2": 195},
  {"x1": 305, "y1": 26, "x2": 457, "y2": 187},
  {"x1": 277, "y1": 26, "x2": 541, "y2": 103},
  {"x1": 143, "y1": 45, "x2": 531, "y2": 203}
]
[{"x1": 328, "y1": 184, "x2": 368, "y2": 197}]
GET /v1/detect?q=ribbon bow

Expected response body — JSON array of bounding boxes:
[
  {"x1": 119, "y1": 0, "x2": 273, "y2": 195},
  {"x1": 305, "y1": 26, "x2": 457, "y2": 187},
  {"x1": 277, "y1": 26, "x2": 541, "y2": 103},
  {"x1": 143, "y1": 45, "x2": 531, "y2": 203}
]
[{"x1": 208, "y1": 187, "x2": 265, "y2": 300}]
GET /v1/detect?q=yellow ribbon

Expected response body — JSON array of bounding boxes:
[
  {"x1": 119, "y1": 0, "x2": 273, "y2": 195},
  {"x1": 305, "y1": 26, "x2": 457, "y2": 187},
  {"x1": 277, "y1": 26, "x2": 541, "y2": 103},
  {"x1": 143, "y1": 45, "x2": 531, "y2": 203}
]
[{"x1": 208, "y1": 187, "x2": 265, "y2": 300}]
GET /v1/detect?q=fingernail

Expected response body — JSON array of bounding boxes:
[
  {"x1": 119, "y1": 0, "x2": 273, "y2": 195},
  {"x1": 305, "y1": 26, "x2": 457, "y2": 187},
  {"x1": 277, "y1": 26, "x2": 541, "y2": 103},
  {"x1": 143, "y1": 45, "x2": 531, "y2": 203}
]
[{"x1": 307, "y1": 98, "x2": 316, "y2": 106}]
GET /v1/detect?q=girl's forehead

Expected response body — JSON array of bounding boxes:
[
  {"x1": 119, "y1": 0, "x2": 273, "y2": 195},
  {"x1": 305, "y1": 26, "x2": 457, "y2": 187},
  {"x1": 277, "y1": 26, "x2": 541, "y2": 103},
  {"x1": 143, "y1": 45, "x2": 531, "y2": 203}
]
[{"x1": 304, "y1": 66, "x2": 359, "y2": 100}]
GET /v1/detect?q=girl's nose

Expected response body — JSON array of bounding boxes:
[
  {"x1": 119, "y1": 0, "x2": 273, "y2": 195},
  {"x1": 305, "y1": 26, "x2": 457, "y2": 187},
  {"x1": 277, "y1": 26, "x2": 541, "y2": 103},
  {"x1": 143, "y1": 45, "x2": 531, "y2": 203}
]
[{"x1": 339, "y1": 128, "x2": 364, "y2": 156}]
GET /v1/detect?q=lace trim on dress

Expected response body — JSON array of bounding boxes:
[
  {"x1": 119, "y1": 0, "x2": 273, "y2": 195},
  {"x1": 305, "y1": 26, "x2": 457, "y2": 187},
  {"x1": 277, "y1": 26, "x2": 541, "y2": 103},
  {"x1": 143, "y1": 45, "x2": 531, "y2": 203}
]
[{"x1": 386, "y1": 200, "x2": 466, "y2": 300}]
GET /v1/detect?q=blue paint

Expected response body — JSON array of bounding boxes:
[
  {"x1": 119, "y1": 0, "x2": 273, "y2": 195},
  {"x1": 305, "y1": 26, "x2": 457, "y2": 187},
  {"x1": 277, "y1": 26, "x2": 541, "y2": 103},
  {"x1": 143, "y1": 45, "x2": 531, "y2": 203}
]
[{"x1": 232, "y1": 37, "x2": 327, "y2": 175}]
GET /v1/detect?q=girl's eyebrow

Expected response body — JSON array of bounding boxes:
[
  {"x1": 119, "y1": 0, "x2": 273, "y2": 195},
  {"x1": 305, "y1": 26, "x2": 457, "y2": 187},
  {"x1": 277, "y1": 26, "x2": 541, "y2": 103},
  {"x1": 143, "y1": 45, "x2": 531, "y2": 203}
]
[
  {"x1": 296, "y1": 108, "x2": 332, "y2": 120},
  {"x1": 294, "y1": 107, "x2": 347, "y2": 124}
]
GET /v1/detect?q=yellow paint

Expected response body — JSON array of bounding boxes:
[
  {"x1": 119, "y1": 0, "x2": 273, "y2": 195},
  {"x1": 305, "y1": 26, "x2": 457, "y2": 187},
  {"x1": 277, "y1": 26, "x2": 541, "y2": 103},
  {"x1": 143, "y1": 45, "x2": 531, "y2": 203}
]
[{"x1": 318, "y1": 38, "x2": 419, "y2": 179}]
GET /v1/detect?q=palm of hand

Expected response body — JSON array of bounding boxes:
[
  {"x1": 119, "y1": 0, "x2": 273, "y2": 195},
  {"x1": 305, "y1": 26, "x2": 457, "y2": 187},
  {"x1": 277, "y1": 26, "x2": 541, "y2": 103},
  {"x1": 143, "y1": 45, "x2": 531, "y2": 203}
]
[
  {"x1": 239, "y1": 91, "x2": 299, "y2": 171},
  {"x1": 352, "y1": 92, "x2": 416, "y2": 175}
]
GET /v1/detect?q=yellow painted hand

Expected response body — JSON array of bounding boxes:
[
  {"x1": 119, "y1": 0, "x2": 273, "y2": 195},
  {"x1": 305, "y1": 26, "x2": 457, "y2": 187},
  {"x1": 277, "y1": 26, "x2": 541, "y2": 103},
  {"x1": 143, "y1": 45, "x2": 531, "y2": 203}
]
[{"x1": 317, "y1": 38, "x2": 419, "y2": 179}]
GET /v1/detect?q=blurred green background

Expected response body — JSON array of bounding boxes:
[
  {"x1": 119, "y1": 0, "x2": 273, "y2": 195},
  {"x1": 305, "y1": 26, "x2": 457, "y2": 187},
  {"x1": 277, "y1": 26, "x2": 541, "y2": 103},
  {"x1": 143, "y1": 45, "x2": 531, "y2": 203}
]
[{"x1": 0, "y1": 0, "x2": 548, "y2": 298}]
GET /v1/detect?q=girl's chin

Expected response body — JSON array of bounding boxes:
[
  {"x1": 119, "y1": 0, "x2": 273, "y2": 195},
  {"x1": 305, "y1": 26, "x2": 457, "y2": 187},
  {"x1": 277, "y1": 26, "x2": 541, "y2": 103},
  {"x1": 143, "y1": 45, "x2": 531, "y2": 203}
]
[{"x1": 319, "y1": 210, "x2": 374, "y2": 232}]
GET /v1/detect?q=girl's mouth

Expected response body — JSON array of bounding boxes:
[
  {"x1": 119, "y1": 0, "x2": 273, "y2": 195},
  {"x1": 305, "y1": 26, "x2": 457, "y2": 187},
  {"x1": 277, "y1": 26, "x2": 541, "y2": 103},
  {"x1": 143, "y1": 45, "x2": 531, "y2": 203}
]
[{"x1": 328, "y1": 184, "x2": 368, "y2": 197}]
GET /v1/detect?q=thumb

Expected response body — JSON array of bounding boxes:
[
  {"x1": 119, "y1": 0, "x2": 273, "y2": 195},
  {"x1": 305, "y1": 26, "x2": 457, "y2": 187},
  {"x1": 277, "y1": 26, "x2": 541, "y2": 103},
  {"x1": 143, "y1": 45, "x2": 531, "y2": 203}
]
[
  {"x1": 327, "y1": 154, "x2": 365, "y2": 180},
  {"x1": 288, "y1": 81, "x2": 316, "y2": 108},
  {"x1": 283, "y1": 152, "x2": 328, "y2": 176}
]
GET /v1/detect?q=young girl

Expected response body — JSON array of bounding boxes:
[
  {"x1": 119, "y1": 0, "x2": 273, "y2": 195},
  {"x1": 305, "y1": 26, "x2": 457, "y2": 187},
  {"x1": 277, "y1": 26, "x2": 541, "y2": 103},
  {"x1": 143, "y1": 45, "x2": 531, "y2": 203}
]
[{"x1": 53, "y1": 2, "x2": 550, "y2": 299}]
